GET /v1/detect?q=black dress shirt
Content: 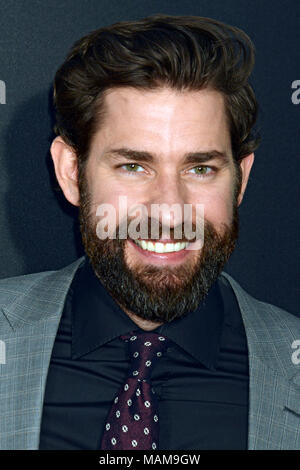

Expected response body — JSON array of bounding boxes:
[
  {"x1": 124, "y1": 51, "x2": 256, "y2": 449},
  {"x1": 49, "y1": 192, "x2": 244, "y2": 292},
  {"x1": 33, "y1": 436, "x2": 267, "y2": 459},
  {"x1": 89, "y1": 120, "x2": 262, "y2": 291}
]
[{"x1": 39, "y1": 256, "x2": 249, "y2": 450}]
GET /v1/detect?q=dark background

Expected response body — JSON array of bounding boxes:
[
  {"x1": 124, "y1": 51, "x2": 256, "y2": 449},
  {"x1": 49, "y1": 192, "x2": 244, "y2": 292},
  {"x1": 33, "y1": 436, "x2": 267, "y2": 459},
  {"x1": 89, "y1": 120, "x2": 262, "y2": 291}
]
[{"x1": 0, "y1": 0, "x2": 299, "y2": 315}]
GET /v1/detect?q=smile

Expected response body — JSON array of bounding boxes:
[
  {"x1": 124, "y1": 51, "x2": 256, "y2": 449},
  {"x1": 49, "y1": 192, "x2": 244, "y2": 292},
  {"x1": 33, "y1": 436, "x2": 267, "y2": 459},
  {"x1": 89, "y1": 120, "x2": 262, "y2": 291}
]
[{"x1": 132, "y1": 239, "x2": 190, "y2": 253}]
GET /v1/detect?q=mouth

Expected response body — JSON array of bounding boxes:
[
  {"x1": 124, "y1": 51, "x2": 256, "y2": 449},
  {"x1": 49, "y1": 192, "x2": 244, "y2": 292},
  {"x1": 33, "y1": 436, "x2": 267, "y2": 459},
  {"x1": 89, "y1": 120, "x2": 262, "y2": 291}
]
[
  {"x1": 132, "y1": 239, "x2": 190, "y2": 254},
  {"x1": 127, "y1": 237, "x2": 194, "y2": 265}
]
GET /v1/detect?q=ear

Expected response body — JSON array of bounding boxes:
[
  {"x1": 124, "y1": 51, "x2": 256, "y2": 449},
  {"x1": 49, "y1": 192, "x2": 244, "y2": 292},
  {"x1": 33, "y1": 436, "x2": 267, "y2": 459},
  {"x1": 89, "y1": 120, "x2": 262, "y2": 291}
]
[
  {"x1": 237, "y1": 153, "x2": 255, "y2": 206},
  {"x1": 50, "y1": 136, "x2": 80, "y2": 207}
]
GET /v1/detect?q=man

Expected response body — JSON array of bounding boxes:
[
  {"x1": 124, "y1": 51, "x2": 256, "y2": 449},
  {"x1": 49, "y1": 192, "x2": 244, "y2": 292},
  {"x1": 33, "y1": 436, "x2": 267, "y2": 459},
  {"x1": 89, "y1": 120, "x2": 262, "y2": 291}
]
[{"x1": 0, "y1": 14, "x2": 299, "y2": 451}]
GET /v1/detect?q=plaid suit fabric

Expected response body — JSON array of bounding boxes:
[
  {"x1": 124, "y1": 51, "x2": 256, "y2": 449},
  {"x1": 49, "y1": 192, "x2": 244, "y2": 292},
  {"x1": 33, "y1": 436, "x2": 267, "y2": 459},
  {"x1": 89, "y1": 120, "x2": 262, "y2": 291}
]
[{"x1": 0, "y1": 256, "x2": 300, "y2": 449}]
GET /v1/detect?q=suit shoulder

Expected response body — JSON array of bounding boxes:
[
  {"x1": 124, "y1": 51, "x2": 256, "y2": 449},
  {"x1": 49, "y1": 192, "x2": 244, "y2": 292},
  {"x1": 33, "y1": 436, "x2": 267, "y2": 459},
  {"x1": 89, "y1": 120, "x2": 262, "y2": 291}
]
[
  {"x1": 0, "y1": 257, "x2": 85, "y2": 328},
  {"x1": 0, "y1": 268, "x2": 55, "y2": 286},
  {"x1": 0, "y1": 269, "x2": 55, "y2": 307},
  {"x1": 0, "y1": 256, "x2": 85, "y2": 296},
  {"x1": 220, "y1": 271, "x2": 300, "y2": 331},
  {"x1": 256, "y1": 297, "x2": 300, "y2": 330}
]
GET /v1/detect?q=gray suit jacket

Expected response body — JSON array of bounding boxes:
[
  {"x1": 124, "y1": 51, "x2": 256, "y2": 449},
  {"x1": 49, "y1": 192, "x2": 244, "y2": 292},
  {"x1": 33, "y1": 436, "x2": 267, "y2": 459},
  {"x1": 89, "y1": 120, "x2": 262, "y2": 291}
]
[{"x1": 0, "y1": 255, "x2": 300, "y2": 450}]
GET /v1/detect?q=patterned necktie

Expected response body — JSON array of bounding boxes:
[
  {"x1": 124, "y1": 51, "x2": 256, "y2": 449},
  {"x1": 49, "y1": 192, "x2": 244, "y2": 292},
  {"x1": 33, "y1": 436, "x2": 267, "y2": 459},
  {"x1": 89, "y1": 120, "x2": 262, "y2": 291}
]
[{"x1": 100, "y1": 330, "x2": 171, "y2": 450}]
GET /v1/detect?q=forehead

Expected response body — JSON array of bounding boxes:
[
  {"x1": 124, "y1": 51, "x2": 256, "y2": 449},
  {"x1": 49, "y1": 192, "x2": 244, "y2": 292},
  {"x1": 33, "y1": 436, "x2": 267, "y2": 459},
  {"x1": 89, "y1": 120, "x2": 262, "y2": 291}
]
[{"x1": 92, "y1": 86, "x2": 231, "y2": 157}]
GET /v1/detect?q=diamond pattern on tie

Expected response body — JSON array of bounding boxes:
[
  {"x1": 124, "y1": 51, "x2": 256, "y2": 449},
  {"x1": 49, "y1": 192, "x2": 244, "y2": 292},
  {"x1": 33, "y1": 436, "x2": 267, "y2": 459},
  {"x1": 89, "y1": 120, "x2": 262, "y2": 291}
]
[{"x1": 100, "y1": 330, "x2": 171, "y2": 450}]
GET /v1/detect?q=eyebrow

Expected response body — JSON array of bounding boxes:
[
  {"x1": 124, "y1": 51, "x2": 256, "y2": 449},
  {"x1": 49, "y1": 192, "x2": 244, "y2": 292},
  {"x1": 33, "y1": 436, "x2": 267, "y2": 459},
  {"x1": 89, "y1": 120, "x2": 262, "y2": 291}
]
[{"x1": 104, "y1": 147, "x2": 231, "y2": 166}]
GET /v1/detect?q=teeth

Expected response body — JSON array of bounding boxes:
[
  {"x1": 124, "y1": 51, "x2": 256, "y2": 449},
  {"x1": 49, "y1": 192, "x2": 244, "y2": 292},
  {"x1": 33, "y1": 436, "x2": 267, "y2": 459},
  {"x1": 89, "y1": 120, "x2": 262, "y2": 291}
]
[
  {"x1": 141, "y1": 240, "x2": 148, "y2": 250},
  {"x1": 134, "y1": 239, "x2": 189, "y2": 253}
]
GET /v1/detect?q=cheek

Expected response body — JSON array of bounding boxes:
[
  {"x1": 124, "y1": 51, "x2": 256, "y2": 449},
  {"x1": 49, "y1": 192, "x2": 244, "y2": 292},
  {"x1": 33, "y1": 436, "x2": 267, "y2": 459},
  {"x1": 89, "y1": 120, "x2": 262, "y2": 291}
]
[
  {"x1": 196, "y1": 190, "x2": 233, "y2": 228},
  {"x1": 86, "y1": 167, "x2": 124, "y2": 206},
  {"x1": 88, "y1": 178, "x2": 143, "y2": 228},
  {"x1": 86, "y1": 160, "x2": 144, "y2": 207}
]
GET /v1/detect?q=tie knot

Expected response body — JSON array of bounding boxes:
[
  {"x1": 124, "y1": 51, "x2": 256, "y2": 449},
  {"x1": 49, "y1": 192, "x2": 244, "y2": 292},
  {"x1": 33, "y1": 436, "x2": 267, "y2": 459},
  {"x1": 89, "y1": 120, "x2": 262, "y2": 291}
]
[{"x1": 120, "y1": 330, "x2": 171, "y2": 382}]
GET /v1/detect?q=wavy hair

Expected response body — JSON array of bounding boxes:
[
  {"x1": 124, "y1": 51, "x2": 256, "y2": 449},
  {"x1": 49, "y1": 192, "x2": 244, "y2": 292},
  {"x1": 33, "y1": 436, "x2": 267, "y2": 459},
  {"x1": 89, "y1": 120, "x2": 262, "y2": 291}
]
[{"x1": 53, "y1": 14, "x2": 261, "y2": 180}]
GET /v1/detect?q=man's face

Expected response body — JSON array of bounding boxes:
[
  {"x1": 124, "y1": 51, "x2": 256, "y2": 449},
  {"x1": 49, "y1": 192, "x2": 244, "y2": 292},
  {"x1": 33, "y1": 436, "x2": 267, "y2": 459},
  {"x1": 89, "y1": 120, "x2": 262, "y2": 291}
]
[{"x1": 78, "y1": 86, "x2": 241, "y2": 323}]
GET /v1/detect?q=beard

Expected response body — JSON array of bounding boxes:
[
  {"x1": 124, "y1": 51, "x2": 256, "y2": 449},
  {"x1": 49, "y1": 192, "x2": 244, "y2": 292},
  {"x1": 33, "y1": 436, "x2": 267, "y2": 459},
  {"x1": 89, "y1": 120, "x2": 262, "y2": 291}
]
[{"x1": 78, "y1": 172, "x2": 241, "y2": 324}]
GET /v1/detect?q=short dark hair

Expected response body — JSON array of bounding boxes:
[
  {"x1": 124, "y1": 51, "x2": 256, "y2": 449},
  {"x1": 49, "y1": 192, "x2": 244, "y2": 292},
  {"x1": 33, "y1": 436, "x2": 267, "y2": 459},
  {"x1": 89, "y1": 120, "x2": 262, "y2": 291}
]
[{"x1": 53, "y1": 14, "x2": 261, "y2": 179}]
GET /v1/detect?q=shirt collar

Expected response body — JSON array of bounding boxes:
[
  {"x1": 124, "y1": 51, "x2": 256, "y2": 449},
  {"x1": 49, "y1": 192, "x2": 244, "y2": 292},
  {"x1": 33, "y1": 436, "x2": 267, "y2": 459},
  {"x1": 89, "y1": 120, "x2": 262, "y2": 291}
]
[{"x1": 72, "y1": 256, "x2": 224, "y2": 370}]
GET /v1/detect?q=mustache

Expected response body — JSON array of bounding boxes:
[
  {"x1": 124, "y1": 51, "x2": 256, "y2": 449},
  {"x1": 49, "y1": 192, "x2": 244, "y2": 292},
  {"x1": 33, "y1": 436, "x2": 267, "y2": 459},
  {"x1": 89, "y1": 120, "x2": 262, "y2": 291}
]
[{"x1": 105, "y1": 216, "x2": 201, "y2": 243}]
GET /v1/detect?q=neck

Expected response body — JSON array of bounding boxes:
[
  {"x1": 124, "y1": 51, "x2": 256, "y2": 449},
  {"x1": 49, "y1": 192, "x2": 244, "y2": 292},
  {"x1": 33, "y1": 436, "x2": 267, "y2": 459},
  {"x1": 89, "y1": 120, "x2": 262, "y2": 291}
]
[{"x1": 115, "y1": 299, "x2": 164, "y2": 331}]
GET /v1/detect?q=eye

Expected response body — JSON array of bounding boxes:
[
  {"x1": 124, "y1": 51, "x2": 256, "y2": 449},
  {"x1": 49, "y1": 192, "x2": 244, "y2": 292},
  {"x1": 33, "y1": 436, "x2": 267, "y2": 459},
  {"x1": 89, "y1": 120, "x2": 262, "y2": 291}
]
[
  {"x1": 189, "y1": 166, "x2": 215, "y2": 178},
  {"x1": 119, "y1": 163, "x2": 144, "y2": 173}
]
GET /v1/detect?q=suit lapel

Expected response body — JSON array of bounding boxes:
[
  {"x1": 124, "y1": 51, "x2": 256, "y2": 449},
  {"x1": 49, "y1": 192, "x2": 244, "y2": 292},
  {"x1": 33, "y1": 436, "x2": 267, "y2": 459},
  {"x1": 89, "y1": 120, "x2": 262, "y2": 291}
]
[
  {"x1": 0, "y1": 319, "x2": 62, "y2": 449},
  {"x1": 1, "y1": 260, "x2": 300, "y2": 449},
  {"x1": 0, "y1": 256, "x2": 85, "y2": 449},
  {"x1": 246, "y1": 354, "x2": 300, "y2": 449},
  {"x1": 220, "y1": 271, "x2": 300, "y2": 449}
]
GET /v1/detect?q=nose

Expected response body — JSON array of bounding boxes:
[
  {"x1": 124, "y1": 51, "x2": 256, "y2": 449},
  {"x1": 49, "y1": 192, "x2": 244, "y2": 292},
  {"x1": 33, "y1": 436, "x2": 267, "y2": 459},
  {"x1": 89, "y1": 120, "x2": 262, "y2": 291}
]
[{"x1": 147, "y1": 172, "x2": 187, "y2": 232}]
